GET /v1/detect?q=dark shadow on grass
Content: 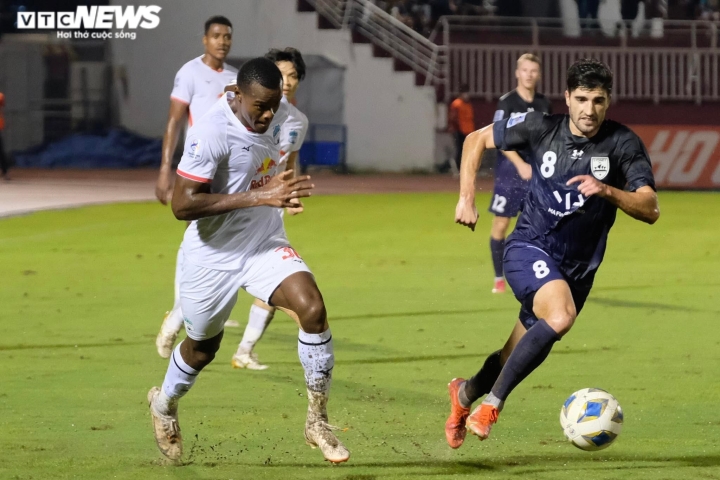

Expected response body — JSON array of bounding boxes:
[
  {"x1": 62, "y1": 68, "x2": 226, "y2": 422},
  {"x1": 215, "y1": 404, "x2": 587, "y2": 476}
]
[
  {"x1": 245, "y1": 454, "x2": 720, "y2": 474},
  {"x1": 587, "y1": 297, "x2": 699, "y2": 312},
  {"x1": 332, "y1": 307, "x2": 512, "y2": 322},
  {"x1": 0, "y1": 340, "x2": 146, "y2": 351},
  {"x1": 269, "y1": 347, "x2": 613, "y2": 366}
]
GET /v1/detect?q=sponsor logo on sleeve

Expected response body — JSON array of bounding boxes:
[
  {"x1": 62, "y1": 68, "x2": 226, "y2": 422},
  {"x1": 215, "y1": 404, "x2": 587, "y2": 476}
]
[
  {"x1": 493, "y1": 110, "x2": 504, "y2": 122},
  {"x1": 189, "y1": 139, "x2": 201, "y2": 159},
  {"x1": 289, "y1": 130, "x2": 298, "y2": 144},
  {"x1": 507, "y1": 112, "x2": 527, "y2": 128}
]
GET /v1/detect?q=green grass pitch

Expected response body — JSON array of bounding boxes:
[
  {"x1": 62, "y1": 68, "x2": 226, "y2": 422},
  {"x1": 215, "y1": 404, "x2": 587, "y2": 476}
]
[{"x1": 1, "y1": 191, "x2": 719, "y2": 479}]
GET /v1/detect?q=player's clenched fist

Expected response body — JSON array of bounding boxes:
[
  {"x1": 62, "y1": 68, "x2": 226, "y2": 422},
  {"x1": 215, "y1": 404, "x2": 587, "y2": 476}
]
[
  {"x1": 567, "y1": 175, "x2": 608, "y2": 198},
  {"x1": 260, "y1": 170, "x2": 314, "y2": 208},
  {"x1": 455, "y1": 198, "x2": 479, "y2": 231}
]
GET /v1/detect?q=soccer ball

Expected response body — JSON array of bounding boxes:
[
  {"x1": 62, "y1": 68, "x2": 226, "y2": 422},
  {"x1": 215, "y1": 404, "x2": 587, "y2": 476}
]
[{"x1": 559, "y1": 388, "x2": 623, "y2": 451}]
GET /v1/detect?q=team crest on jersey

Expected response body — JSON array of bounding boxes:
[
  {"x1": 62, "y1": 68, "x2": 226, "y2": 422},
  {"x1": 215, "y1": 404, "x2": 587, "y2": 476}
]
[{"x1": 591, "y1": 157, "x2": 610, "y2": 180}]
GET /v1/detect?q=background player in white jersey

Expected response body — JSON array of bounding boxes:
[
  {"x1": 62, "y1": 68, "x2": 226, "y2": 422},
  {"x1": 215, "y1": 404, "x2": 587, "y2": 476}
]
[
  {"x1": 147, "y1": 58, "x2": 350, "y2": 464},
  {"x1": 231, "y1": 47, "x2": 310, "y2": 371},
  {"x1": 155, "y1": 16, "x2": 238, "y2": 358}
]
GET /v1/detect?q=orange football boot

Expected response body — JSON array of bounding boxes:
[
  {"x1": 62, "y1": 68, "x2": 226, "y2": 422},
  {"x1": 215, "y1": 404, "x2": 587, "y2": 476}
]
[
  {"x1": 466, "y1": 403, "x2": 500, "y2": 440},
  {"x1": 445, "y1": 378, "x2": 471, "y2": 448}
]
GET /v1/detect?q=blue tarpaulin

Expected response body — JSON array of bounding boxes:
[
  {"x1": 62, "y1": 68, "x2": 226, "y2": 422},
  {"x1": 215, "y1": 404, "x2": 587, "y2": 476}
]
[{"x1": 13, "y1": 129, "x2": 162, "y2": 168}]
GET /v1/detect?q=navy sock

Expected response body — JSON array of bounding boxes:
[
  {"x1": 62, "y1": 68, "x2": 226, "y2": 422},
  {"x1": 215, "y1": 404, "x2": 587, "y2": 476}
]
[
  {"x1": 490, "y1": 237, "x2": 505, "y2": 278},
  {"x1": 490, "y1": 319, "x2": 559, "y2": 402},
  {"x1": 460, "y1": 350, "x2": 502, "y2": 407}
]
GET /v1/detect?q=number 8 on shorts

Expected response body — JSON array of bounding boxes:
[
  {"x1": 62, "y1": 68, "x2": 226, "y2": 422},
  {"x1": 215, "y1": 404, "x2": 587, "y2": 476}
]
[{"x1": 533, "y1": 260, "x2": 550, "y2": 279}]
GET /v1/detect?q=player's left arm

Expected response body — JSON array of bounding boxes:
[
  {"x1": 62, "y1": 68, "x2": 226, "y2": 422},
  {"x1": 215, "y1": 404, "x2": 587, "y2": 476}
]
[
  {"x1": 566, "y1": 179, "x2": 659, "y2": 224},
  {"x1": 567, "y1": 134, "x2": 659, "y2": 224}
]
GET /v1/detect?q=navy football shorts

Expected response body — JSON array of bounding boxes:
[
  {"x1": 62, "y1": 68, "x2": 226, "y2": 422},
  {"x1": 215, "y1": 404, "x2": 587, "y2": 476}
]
[
  {"x1": 503, "y1": 242, "x2": 594, "y2": 330},
  {"x1": 488, "y1": 160, "x2": 529, "y2": 218}
]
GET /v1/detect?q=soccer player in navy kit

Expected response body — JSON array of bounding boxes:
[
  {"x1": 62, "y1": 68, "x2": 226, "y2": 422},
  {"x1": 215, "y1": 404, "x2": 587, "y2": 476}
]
[
  {"x1": 444, "y1": 59, "x2": 660, "y2": 448},
  {"x1": 489, "y1": 54, "x2": 552, "y2": 294}
]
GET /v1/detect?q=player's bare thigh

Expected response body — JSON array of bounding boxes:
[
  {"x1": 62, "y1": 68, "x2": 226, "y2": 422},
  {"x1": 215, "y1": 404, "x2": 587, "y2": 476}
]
[{"x1": 270, "y1": 271, "x2": 328, "y2": 334}]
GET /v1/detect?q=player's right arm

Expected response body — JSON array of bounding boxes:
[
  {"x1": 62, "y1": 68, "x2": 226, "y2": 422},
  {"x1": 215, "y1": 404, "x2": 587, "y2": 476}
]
[
  {"x1": 170, "y1": 127, "x2": 313, "y2": 221},
  {"x1": 455, "y1": 125, "x2": 497, "y2": 231},
  {"x1": 157, "y1": 66, "x2": 193, "y2": 205},
  {"x1": 156, "y1": 99, "x2": 189, "y2": 205},
  {"x1": 172, "y1": 171, "x2": 314, "y2": 221},
  {"x1": 456, "y1": 111, "x2": 541, "y2": 230}
]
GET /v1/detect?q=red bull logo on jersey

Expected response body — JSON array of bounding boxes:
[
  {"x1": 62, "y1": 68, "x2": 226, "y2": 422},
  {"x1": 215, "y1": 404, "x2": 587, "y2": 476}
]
[
  {"x1": 255, "y1": 157, "x2": 277, "y2": 175},
  {"x1": 250, "y1": 157, "x2": 278, "y2": 190}
]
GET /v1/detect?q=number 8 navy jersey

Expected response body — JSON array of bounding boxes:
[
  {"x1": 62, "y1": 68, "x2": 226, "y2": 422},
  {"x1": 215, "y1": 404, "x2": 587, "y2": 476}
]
[{"x1": 492, "y1": 111, "x2": 656, "y2": 281}]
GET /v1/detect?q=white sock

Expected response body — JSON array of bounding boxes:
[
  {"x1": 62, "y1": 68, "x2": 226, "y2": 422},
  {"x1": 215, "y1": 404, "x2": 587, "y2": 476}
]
[
  {"x1": 159, "y1": 343, "x2": 199, "y2": 413},
  {"x1": 237, "y1": 305, "x2": 274, "y2": 354},
  {"x1": 162, "y1": 306, "x2": 185, "y2": 334},
  {"x1": 298, "y1": 328, "x2": 334, "y2": 394},
  {"x1": 162, "y1": 247, "x2": 185, "y2": 334}
]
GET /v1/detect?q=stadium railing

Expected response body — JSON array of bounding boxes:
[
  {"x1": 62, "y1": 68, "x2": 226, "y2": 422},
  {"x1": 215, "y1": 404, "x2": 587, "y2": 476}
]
[
  {"x1": 306, "y1": 2, "x2": 720, "y2": 105},
  {"x1": 305, "y1": 0, "x2": 448, "y2": 88}
]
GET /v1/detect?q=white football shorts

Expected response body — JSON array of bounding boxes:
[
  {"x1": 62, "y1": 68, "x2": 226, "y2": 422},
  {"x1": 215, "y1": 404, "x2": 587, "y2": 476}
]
[{"x1": 179, "y1": 244, "x2": 311, "y2": 341}]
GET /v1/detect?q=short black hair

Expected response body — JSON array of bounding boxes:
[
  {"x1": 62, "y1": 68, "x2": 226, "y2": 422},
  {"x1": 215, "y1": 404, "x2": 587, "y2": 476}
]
[
  {"x1": 264, "y1": 47, "x2": 306, "y2": 81},
  {"x1": 237, "y1": 57, "x2": 283, "y2": 92},
  {"x1": 567, "y1": 59, "x2": 613, "y2": 95},
  {"x1": 204, "y1": 15, "x2": 232, "y2": 35}
]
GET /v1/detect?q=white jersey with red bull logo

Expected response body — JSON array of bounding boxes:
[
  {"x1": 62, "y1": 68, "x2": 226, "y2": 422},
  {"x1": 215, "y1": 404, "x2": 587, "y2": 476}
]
[
  {"x1": 177, "y1": 92, "x2": 290, "y2": 271},
  {"x1": 278, "y1": 101, "x2": 309, "y2": 166},
  {"x1": 170, "y1": 55, "x2": 238, "y2": 127}
]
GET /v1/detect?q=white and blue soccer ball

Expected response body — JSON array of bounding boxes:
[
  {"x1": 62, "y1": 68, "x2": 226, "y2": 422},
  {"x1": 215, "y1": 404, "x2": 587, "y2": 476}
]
[{"x1": 559, "y1": 388, "x2": 623, "y2": 451}]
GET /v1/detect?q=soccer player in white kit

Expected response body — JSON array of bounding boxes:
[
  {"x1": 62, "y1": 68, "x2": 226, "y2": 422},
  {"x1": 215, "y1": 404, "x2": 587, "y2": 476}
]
[
  {"x1": 155, "y1": 16, "x2": 238, "y2": 358},
  {"x1": 147, "y1": 58, "x2": 350, "y2": 464},
  {"x1": 231, "y1": 48, "x2": 310, "y2": 371}
]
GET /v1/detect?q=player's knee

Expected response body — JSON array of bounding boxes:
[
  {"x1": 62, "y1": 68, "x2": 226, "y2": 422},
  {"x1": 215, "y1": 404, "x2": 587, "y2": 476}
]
[
  {"x1": 544, "y1": 309, "x2": 576, "y2": 336},
  {"x1": 298, "y1": 298, "x2": 327, "y2": 334}
]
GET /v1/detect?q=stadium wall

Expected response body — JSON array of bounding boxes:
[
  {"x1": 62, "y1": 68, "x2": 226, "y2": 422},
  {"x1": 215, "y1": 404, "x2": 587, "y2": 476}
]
[{"x1": 109, "y1": 0, "x2": 436, "y2": 172}]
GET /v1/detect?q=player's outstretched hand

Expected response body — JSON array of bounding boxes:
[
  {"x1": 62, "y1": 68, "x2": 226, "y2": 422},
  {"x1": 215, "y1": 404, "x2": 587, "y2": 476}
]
[
  {"x1": 155, "y1": 170, "x2": 174, "y2": 205},
  {"x1": 261, "y1": 170, "x2": 314, "y2": 208},
  {"x1": 286, "y1": 198, "x2": 304, "y2": 216},
  {"x1": 567, "y1": 175, "x2": 608, "y2": 198},
  {"x1": 455, "y1": 198, "x2": 479, "y2": 231}
]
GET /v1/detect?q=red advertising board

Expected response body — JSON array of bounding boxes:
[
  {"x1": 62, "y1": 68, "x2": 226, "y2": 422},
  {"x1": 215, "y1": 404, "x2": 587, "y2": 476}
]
[{"x1": 632, "y1": 125, "x2": 720, "y2": 189}]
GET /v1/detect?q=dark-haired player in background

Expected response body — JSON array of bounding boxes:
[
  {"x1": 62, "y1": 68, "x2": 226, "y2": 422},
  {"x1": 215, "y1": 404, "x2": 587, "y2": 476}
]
[
  {"x1": 147, "y1": 58, "x2": 350, "y2": 464},
  {"x1": 445, "y1": 59, "x2": 659, "y2": 448},
  {"x1": 155, "y1": 16, "x2": 238, "y2": 358},
  {"x1": 231, "y1": 47, "x2": 310, "y2": 371},
  {"x1": 489, "y1": 53, "x2": 552, "y2": 294}
]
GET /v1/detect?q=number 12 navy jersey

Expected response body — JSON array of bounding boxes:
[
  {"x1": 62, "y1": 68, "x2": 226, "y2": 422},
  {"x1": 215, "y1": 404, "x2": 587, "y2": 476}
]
[{"x1": 493, "y1": 111, "x2": 656, "y2": 281}]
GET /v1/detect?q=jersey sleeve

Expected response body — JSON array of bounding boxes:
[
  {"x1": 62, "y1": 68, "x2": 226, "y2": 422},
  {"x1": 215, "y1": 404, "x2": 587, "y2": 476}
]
[
  {"x1": 170, "y1": 66, "x2": 192, "y2": 105},
  {"x1": 176, "y1": 125, "x2": 227, "y2": 184},
  {"x1": 493, "y1": 97, "x2": 510, "y2": 122},
  {"x1": 492, "y1": 111, "x2": 546, "y2": 152},
  {"x1": 617, "y1": 132, "x2": 656, "y2": 192},
  {"x1": 282, "y1": 111, "x2": 309, "y2": 154}
]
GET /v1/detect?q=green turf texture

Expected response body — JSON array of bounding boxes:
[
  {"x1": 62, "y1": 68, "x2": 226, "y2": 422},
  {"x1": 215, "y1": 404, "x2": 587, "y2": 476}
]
[{"x1": 1, "y1": 191, "x2": 719, "y2": 480}]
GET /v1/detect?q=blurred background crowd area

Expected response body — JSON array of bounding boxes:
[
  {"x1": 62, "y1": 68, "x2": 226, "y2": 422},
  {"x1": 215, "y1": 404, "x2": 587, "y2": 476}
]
[{"x1": 371, "y1": 0, "x2": 720, "y2": 37}]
